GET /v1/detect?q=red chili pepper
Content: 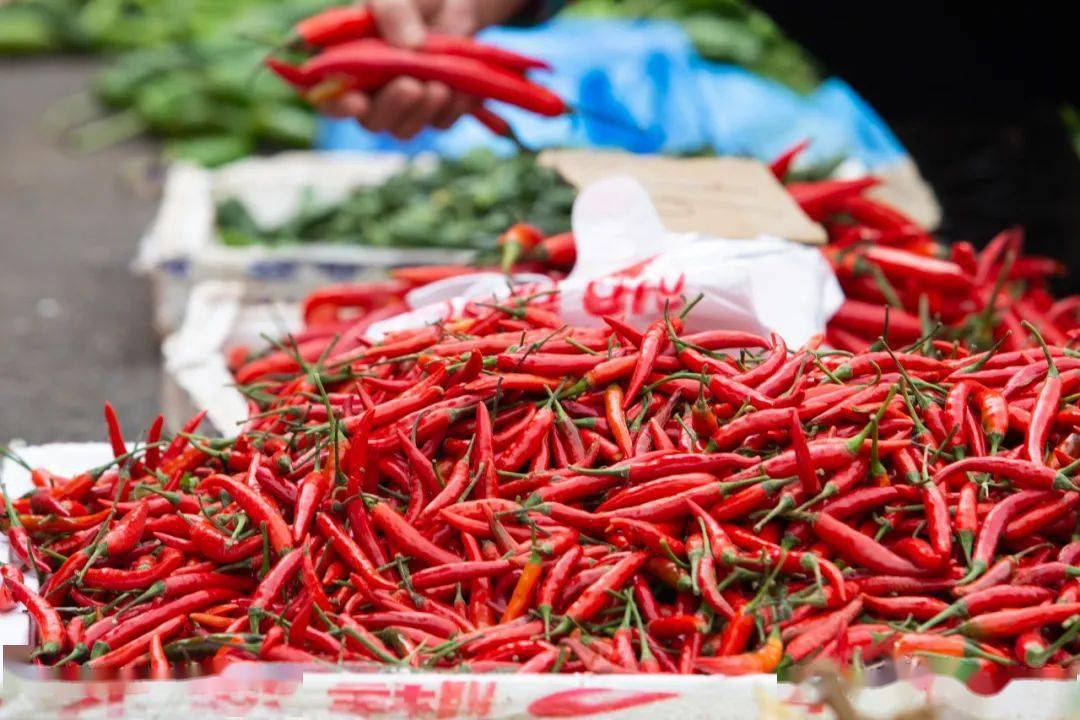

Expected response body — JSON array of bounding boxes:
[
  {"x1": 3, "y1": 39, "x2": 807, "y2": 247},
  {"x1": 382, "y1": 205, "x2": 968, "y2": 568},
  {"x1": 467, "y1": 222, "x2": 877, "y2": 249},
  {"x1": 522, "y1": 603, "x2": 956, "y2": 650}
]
[
  {"x1": 919, "y1": 478, "x2": 952, "y2": 562},
  {"x1": 502, "y1": 547, "x2": 543, "y2": 624},
  {"x1": 1025, "y1": 325, "x2": 1063, "y2": 466},
  {"x1": 294, "y1": 5, "x2": 377, "y2": 47},
  {"x1": 786, "y1": 596, "x2": 864, "y2": 662},
  {"x1": 293, "y1": 467, "x2": 331, "y2": 543},
  {"x1": 530, "y1": 232, "x2": 576, "y2": 267},
  {"x1": 498, "y1": 223, "x2": 544, "y2": 273},
  {"x1": 625, "y1": 317, "x2": 676, "y2": 408},
  {"x1": 88, "y1": 615, "x2": 187, "y2": 670},
  {"x1": 101, "y1": 401, "x2": 128, "y2": 459},
  {"x1": 303, "y1": 40, "x2": 566, "y2": 117},
  {"x1": 788, "y1": 410, "x2": 820, "y2": 495},
  {"x1": 810, "y1": 512, "x2": 925, "y2": 577},
  {"x1": 863, "y1": 594, "x2": 949, "y2": 621},
  {"x1": 723, "y1": 523, "x2": 847, "y2": 601},
  {"x1": 859, "y1": 245, "x2": 973, "y2": 291},
  {"x1": 959, "y1": 490, "x2": 1056, "y2": 585},
  {"x1": 369, "y1": 500, "x2": 464, "y2": 567},
  {"x1": 833, "y1": 194, "x2": 922, "y2": 234},
  {"x1": 419, "y1": 34, "x2": 552, "y2": 73},
  {"x1": 604, "y1": 384, "x2": 634, "y2": 460},
  {"x1": 933, "y1": 457, "x2": 1076, "y2": 492},
  {"x1": 687, "y1": 534, "x2": 734, "y2": 619},
  {"x1": 149, "y1": 631, "x2": 170, "y2": 677},
  {"x1": 250, "y1": 548, "x2": 304, "y2": 619},
  {"x1": 1, "y1": 566, "x2": 64, "y2": 655},
  {"x1": 891, "y1": 536, "x2": 946, "y2": 573},
  {"x1": 1005, "y1": 492, "x2": 1080, "y2": 541},
  {"x1": 959, "y1": 603, "x2": 1080, "y2": 640},
  {"x1": 82, "y1": 547, "x2": 184, "y2": 591},
  {"x1": 93, "y1": 587, "x2": 241, "y2": 651},
  {"x1": 708, "y1": 373, "x2": 775, "y2": 410},
  {"x1": 608, "y1": 517, "x2": 686, "y2": 558},
  {"x1": 787, "y1": 177, "x2": 879, "y2": 218},
  {"x1": 581, "y1": 451, "x2": 755, "y2": 483},
  {"x1": 696, "y1": 629, "x2": 784, "y2": 674},
  {"x1": 951, "y1": 557, "x2": 1014, "y2": 599},
  {"x1": 857, "y1": 575, "x2": 956, "y2": 596},
  {"x1": 891, "y1": 633, "x2": 1012, "y2": 664},
  {"x1": 143, "y1": 413, "x2": 164, "y2": 471},
  {"x1": 973, "y1": 385, "x2": 1008, "y2": 454},
  {"x1": 953, "y1": 482, "x2": 978, "y2": 562},
  {"x1": 919, "y1": 585, "x2": 1056, "y2": 631},
  {"x1": 830, "y1": 299, "x2": 924, "y2": 343},
  {"x1": 202, "y1": 472, "x2": 289, "y2": 548},
  {"x1": 768, "y1": 138, "x2": 810, "y2": 181},
  {"x1": 498, "y1": 406, "x2": 555, "y2": 471},
  {"x1": 188, "y1": 517, "x2": 262, "y2": 564},
  {"x1": 555, "y1": 552, "x2": 648, "y2": 632}
]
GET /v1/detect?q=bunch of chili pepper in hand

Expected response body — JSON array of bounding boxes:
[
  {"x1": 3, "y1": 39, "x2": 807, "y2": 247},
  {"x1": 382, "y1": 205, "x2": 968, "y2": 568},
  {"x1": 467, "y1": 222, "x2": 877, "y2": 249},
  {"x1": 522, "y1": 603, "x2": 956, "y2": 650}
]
[
  {"x1": 5, "y1": 288, "x2": 1080, "y2": 678},
  {"x1": 768, "y1": 142, "x2": 1079, "y2": 353},
  {"x1": 265, "y1": 5, "x2": 565, "y2": 141}
]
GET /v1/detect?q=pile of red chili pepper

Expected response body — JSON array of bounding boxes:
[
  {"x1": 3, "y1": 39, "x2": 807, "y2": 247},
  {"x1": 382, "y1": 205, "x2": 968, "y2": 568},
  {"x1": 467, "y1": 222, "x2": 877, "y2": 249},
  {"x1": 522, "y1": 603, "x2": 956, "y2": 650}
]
[
  {"x1": 264, "y1": 5, "x2": 566, "y2": 141},
  {"x1": 766, "y1": 142, "x2": 1079, "y2": 353},
  {"x1": 4, "y1": 285, "x2": 1080, "y2": 679}
]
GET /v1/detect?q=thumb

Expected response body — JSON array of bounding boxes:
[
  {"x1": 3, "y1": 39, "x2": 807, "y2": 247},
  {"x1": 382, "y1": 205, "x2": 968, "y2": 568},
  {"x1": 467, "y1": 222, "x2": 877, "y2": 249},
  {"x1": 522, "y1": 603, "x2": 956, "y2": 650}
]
[{"x1": 371, "y1": 0, "x2": 428, "y2": 48}]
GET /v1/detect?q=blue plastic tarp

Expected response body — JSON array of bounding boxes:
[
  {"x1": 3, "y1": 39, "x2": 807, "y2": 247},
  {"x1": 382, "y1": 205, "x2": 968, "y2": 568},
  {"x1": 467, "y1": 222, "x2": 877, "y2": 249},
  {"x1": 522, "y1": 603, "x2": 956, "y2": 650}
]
[{"x1": 317, "y1": 18, "x2": 907, "y2": 169}]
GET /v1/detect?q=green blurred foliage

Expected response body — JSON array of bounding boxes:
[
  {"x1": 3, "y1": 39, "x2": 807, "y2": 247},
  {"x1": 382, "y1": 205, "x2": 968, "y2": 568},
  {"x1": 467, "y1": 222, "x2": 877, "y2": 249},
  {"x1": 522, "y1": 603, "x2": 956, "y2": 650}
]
[{"x1": 2, "y1": 0, "x2": 335, "y2": 165}]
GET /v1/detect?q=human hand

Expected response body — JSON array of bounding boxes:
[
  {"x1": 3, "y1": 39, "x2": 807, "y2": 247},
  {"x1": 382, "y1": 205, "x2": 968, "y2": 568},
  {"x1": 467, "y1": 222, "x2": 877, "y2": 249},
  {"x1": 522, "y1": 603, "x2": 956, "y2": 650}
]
[{"x1": 320, "y1": 0, "x2": 526, "y2": 139}]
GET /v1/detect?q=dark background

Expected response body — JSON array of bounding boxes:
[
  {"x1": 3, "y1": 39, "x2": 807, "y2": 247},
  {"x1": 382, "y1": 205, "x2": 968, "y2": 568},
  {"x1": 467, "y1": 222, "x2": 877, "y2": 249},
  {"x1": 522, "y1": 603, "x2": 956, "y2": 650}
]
[{"x1": 759, "y1": 2, "x2": 1080, "y2": 292}]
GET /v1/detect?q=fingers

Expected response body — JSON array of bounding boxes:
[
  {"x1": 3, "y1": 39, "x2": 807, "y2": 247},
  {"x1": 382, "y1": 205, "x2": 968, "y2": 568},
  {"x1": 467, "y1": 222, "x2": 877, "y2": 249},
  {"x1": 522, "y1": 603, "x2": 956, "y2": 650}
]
[
  {"x1": 364, "y1": 77, "x2": 460, "y2": 139},
  {"x1": 395, "y1": 81, "x2": 455, "y2": 139},
  {"x1": 370, "y1": 0, "x2": 428, "y2": 47},
  {"x1": 351, "y1": 0, "x2": 479, "y2": 137},
  {"x1": 433, "y1": 93, "x2": 476, "y2": 130},
  {"x1": 320, "y1": 92, "x2": 372, "y2": 121}
]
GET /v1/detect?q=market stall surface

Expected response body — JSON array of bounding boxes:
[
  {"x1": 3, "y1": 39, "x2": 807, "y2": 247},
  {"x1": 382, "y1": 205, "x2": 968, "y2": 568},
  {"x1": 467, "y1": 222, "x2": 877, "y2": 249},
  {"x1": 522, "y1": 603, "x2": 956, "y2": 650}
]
[{"x1": 0, "y1": 59, "x2": 161, "y2": 444}]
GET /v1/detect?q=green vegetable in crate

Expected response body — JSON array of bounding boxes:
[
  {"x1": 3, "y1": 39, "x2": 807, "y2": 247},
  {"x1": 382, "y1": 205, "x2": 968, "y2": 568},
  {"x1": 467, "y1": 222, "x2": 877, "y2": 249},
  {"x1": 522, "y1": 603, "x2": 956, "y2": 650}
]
[{"x1": 215, "y1": 150, "x2": 575, "y2": 253}]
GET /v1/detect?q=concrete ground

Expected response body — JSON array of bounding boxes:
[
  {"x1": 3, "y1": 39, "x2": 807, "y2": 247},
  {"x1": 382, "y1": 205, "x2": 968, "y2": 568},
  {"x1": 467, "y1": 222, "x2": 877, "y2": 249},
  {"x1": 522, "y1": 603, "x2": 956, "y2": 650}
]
[{"x1": 0, "y1": 58, "x2": 163, "y2": 446}]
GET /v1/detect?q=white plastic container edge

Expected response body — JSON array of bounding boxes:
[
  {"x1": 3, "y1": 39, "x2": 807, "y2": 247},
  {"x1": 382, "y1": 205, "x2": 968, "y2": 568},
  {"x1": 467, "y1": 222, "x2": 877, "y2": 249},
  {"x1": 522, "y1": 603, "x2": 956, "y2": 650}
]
[{"x1": 134, "y1": 152, "x2": 479, "y2": 335}]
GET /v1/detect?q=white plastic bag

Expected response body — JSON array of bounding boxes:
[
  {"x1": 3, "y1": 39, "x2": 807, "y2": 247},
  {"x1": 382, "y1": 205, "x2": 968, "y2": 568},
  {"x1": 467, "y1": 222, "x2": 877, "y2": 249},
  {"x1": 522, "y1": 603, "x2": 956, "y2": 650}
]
[{"x1": 367, "y1": 176, "x2": 843, "y2": 347}]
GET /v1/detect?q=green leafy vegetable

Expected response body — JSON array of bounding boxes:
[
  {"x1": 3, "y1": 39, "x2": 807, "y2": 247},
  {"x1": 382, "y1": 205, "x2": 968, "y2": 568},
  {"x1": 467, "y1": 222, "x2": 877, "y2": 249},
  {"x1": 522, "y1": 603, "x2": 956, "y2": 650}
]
[{"x1": 215, "y1": 149, "x2": 575, "y2": 252}]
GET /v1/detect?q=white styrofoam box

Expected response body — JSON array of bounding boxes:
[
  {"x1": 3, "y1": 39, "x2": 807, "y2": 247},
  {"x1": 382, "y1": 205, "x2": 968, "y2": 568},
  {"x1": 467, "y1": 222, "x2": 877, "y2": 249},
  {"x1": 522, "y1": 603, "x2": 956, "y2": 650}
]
[
  {"x1": 161, "y1": 281, "x2": 301, "y2": 435},
  {"x1": 134, "y1": 152, "x2": 479, "y2": 335},
  {"x1": 3, "y1": 444, "x2": 1079, "y2": 717}
]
